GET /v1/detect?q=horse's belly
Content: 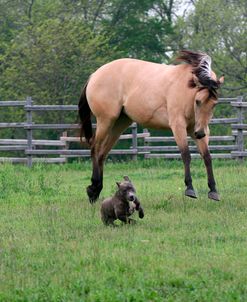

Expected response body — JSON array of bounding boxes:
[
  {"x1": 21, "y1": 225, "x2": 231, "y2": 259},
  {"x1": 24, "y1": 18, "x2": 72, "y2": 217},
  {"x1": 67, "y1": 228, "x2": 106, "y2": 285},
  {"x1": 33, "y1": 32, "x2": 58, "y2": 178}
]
[
  {"x1": 142, "y1": 107, "x2": 170, "y2": 129},
  {"x1": 125, "y1": 103, "x2": 169, "y2": 129}
]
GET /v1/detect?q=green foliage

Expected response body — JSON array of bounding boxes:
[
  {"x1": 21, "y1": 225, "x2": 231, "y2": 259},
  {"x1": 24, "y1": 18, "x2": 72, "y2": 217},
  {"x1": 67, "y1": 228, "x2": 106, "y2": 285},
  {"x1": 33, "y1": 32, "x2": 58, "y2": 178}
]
[
  {"x1": 0, "y1": 0, "x2": 178, "y2": 103},
  {"x1": 0, "y1": 0, "x2": 246, "y2": 142},
  {"x1": 0, "y1": 160, "x2": 247, "y2": 301},
  {"x1": 0, "y1": 0, "x2": 246, "y2": 100},
  {"x1": 0, "y1": 18, "x2": 114, "y2": 103},
  {"x1": 173, "y1": 0, "x2": 247, "y2": 96},
  {"x1": 102, "y1": 0, "x2": 174, "y2": 62}
]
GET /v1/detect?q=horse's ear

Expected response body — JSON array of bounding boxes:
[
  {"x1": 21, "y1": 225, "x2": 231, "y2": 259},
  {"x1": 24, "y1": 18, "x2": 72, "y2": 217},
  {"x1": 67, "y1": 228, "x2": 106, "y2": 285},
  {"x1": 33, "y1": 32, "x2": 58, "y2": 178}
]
[
  {"x1": 123, "y1": 176, "x2": 131, "y2": 182},
  {"x1": 192, "y1": 74, "x2": 204, "y2": 88},
  {"x1": 217, "y1": 75, "x2": 224, "y2": 85},
  {"x1": 116, "y1": 182, "x2": 121, "y2": 188}
]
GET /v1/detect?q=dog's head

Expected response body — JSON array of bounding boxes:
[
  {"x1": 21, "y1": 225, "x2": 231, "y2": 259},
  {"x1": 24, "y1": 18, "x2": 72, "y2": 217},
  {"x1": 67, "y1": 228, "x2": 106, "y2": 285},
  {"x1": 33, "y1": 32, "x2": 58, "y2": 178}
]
[{"x1": 116, "y1": 176, "x2": 136, "y2": 202}]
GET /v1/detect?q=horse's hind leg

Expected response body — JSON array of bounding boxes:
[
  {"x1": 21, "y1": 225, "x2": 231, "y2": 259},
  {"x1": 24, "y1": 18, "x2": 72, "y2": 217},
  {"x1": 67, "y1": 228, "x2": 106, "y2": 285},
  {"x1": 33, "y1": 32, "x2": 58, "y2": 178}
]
[
  {"x1": 171, "y1": 123, "x2": 197, "y2": 199},
  {"x1": 87, "y1": 114, "x2": 132, "y2": 203},
  {"x1": 87, "y1": 118, "x2": 114, "y2": 203},
  {"x1": 195, "y1": 136, "x2": 220, "y2": 201},
  {"x1": 102, "y1": 114, "x2": 132, "y2": 155}
]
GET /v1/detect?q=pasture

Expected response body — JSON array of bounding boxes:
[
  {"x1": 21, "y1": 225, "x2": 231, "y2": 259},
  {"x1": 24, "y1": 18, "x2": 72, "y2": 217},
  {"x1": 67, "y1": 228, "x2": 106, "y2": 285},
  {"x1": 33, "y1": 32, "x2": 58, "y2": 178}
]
[{"x1": 0, "y1": 159, "x2": 247, "y2": 301}]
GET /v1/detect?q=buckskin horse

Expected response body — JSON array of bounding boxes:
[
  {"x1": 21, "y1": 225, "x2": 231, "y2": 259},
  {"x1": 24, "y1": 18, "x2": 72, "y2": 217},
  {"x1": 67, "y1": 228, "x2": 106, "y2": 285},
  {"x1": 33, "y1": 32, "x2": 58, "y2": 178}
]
[{"x1": 78, "y1": 50, "x2": 224, "y2": 203}]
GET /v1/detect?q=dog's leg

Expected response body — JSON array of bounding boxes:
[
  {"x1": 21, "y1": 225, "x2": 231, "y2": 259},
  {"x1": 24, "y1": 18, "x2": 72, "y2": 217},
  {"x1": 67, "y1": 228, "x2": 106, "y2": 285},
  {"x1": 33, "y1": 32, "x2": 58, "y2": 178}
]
[
  {"x1": 138, "y1": 206, "x2": 144, "y2": 219},
  {"x1": 118, "y1": 215, "x2": 136, "y2": 224}
]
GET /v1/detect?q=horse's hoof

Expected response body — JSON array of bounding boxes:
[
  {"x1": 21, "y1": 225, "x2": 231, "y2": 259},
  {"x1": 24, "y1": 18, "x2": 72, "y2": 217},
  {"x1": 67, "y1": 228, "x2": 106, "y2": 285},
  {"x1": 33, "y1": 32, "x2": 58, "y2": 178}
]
[
  {"x1": 208, "y1": 191, "x2": 220, "y2": 201},
  {"x1": 185, "y1": 188, "x2": 197, "y2": 199},
  {"x1": 86, "y1": 185, "x2": 100, "y2": 203}
]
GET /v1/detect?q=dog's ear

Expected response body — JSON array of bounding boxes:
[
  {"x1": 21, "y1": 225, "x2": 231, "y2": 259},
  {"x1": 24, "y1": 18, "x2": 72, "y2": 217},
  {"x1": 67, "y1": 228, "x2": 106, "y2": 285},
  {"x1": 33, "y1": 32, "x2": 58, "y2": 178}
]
[
  {"x1": 123, "y1": 175, "x2": 131, "y2": 182},
  {"x1": 116, "y1": 182, "x2": 121, "y2": 188}
]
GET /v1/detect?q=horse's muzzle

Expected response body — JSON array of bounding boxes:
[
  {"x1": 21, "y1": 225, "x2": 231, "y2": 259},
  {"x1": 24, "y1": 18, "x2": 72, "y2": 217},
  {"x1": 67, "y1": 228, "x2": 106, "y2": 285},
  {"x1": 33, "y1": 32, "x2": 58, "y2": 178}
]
[{"x1": 195, "y1": 130, "x2": 206, "y2": 139}]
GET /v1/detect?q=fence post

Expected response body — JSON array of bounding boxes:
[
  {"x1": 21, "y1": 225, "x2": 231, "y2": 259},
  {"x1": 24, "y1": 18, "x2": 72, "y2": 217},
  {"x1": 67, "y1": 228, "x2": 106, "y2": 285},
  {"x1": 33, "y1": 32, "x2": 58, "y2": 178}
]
[
  {"x1": 26, "y1": 97, "x2": 33, "y2": 167},
  {"x1": 61, "y1": 131, "x2": 68, "y2": 163},
  {"x1": 132, "y1": 122, "x2": 138, "y2": 160},
  {"x1": 143, "y1": 128, "x2": 150, "y2": 159},
  {"x1": 236, "y1": 95, "x2": 244, "y2": 161}
]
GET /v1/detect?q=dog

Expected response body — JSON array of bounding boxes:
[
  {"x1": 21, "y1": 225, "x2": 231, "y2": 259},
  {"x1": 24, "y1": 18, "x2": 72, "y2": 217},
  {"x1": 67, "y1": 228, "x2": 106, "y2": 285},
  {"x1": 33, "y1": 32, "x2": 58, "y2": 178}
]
[{"x1": 101, "y1": 176, "x2": 144, "y2": 225}]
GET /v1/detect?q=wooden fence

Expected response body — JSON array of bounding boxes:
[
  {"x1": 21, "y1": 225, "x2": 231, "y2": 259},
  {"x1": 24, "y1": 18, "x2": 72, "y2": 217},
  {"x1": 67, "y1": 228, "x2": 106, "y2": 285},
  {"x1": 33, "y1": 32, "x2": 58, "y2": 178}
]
[{"x1": 0, "y1": 96, "x2": 246, "y2": 166}]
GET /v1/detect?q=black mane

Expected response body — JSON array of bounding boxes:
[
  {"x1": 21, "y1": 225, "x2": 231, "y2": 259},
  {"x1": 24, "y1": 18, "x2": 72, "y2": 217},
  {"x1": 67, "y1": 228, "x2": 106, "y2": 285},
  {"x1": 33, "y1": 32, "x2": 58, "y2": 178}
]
[{"x1": 176, "y1": 50, "x2": 219, "y2": 99}]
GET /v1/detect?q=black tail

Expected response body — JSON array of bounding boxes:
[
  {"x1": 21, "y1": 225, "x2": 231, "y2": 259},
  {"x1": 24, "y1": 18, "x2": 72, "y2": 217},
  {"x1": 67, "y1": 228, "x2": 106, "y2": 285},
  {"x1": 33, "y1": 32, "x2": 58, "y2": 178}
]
[{"x1": 78, "y1": 80, "x2": 93, "y2": 145}]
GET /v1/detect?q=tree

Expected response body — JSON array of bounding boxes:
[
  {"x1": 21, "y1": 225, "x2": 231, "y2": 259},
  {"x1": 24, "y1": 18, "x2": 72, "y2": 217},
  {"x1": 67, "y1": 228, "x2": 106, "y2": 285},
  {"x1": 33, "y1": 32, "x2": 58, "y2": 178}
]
[
  {"x1": 102, "y1": 0, "x2": 177, "y2": 62},
  {"x1": 0, "y1": 0, "x2": 182, "y2": 103},
  {"x1": 173, "y1": 0, "x2": 247, "y2": 95},
  {"x1": 0, "y1": 18, "x2": 115, "y2": 103},
  {"x1": 0, "y1": 11, "x2": 116, "y2": 139}
]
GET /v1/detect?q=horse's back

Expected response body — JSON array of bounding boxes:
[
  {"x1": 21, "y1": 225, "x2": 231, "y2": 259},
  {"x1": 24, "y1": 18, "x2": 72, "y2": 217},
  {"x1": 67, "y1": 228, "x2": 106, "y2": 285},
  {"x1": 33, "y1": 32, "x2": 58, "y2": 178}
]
[
  {"x1": 87, "y1": 59, "x2": 169, "y2": 117},
  {"x1": 86, "y1": 58, "x2": 193, "y2": 128},
  {"x1": 89, "y1": 58, "x2": 170, "y2": 88},
  {"x1": 87, "y1": 58, "x2": 166, "y2": 97}
]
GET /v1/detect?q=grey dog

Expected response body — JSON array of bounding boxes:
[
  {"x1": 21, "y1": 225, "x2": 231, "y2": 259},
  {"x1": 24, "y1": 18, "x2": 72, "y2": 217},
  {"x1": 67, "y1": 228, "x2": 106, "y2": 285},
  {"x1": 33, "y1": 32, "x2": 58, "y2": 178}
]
[{"x1": 101, "y1": 176, "x2": 144, "y2": 225}]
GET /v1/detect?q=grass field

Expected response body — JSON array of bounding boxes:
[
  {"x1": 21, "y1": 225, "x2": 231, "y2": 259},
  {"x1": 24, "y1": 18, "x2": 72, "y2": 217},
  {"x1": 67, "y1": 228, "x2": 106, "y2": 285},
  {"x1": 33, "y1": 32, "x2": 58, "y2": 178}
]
[{"x1": 0, "y1": 159, "x2": 247, "y2": 301}]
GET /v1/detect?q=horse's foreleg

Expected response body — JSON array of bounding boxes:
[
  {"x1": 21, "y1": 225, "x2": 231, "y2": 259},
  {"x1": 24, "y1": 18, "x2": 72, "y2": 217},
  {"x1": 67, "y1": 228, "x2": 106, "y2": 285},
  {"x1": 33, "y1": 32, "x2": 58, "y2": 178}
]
[
  {"x1": 195, "y1": 136, "x2": 220, "y2": 201},
  {"x1": 172, "y1": 124, "x2": 197, "y2": 199},
  {"x1": 180, "y1": 146, "x2": 197, "y2": 198}
]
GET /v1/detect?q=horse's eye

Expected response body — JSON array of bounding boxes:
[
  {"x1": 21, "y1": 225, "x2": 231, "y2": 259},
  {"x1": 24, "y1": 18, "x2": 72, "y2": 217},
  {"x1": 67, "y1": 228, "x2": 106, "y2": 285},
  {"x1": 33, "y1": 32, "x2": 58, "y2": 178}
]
[{"x1": 196, "y1": 100, "x2": 201, "y2": 107}]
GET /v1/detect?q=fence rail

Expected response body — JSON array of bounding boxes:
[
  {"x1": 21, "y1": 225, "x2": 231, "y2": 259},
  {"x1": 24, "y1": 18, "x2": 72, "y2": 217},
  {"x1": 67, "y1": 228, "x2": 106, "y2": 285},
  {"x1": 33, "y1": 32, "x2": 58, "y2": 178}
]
[{"x1": 0, "y1": 96, "x2": 246, "y2": 165}]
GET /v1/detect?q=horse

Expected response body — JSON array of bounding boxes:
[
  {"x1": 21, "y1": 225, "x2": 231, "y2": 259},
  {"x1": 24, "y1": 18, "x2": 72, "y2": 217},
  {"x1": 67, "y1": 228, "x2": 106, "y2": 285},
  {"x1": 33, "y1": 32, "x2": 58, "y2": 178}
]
[{"x1": 78, "y1": 50, "x2": 224, "y2": 203}]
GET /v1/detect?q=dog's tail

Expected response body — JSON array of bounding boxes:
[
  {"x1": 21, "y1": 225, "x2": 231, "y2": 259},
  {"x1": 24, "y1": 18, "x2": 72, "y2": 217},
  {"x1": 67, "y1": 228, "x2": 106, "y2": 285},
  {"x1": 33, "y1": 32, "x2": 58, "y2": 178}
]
[{"x1": 78, "y1": 79, "x2": 93, "y2": 145}]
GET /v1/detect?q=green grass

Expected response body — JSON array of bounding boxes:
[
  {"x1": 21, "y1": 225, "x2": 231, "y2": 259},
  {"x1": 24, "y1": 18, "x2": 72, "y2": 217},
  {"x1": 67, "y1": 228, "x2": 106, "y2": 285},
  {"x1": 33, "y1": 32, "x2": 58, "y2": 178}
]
[{"x1": 0, "y1": 159, "x2": 247, "y2": 301}]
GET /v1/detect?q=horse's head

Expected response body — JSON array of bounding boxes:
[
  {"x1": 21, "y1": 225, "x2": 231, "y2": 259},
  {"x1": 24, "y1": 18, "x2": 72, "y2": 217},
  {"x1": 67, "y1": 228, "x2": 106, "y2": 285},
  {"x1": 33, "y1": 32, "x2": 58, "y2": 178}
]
[
  {"x1": 176, "y1": 50, "x2": 224, "y2": 139},
  {"x1": 192, "y1": 73, "x2": 224, "y2": 139}
]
